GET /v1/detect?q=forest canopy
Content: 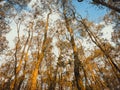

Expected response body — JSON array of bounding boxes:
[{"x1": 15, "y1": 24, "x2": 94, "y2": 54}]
[{"x1": 0, "y1": 0, "x2": 120, "y2": 90}]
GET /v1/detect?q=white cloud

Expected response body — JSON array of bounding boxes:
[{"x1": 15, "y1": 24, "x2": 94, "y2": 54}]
[{"x1": 101, "y1": 23, "x2": 114, "y2": 41}]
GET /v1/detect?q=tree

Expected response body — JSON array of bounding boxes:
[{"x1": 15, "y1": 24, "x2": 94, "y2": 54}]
[
  {"x1": 0, "y1": 0, "x2": 120, "y2": 90},
  {"x1": 78, "y1": 0, "x2": 120, "y2": 13}
]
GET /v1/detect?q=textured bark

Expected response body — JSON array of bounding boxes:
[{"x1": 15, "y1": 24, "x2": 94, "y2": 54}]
[
  {"x1": 10, "y1": 24, "x2": 32, "y2": 90},
  {"x1": 80, "y1": 20, "x2": 120, "y2": 82},
  {"x1": 10, "y1": 21, "x2": 22, "y2": 90},
  {"x1": 29, "y1": 6, "x2": 52, "y2": 90},
  {"x1": 93, "y1": 0, "x2": 120, "y2": 13},
  {"x1": 81, "y1": 21, "x2": 120, "y2": 73},
  {"x1": 48, "y1": 67, "x2": 58, "y2": 90},
  {"x1": 63, "y1": 8, "x2": 85, "y2": 90}
]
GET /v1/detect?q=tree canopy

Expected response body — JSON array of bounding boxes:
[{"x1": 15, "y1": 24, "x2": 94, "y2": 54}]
[{"x1": 0, "y1": 0, "x2": 120, "y2": 90}]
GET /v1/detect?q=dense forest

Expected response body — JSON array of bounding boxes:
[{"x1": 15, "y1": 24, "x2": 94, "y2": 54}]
[{"x1": 0, "y1": 0, "x2": 120, "y2": 90}]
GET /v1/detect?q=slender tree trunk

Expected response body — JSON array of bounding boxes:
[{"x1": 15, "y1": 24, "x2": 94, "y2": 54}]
[
  {"x1": 29, "y1": 6, "x2": 52, "y2": 90},
  {"x1": 93, "y1": 0, "x2": 120, "y2": 13},
  {"x1": 63, "y1": 8, "x2": 85, "y2": 90},
  {"x1": 80, "y1": 20, "x2": 120, "y2": 77}
]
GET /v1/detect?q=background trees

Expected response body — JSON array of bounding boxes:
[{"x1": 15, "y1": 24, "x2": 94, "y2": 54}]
[{"x1": 0, "y1": 0, "x2": 120, "y2": 90}]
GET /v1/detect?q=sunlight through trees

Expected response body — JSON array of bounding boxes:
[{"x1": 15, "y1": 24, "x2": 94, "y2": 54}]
[{"x1": 0, "y1": 0, "x2": 120, "y2": 90}]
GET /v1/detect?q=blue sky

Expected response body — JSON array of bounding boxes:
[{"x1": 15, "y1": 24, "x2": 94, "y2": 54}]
[
  {"x1": 5, "y1": 0, "x2": 108, "y2": 22},
  {"x1": 72, "y1": 0, "x2": 108, "y2": 23}
]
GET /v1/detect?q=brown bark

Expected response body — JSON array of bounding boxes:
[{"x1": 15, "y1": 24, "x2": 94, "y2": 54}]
[
  {"x1": 29, "y1": 6, "x2": 52, "y2": 90},
  {"x1": 93, "y1": 0, "x2": 120, "y2": 13},
  {"x1": 63, "y1": 8, "x2": 85, "y2": 90},
  {"x1": 80, "y1": 19, "x2": 120, "y2": 72}
]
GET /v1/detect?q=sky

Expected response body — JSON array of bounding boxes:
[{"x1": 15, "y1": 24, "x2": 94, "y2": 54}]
[
  {"x1": 4, "y1": 0, "x2": 108, "y2": 22},
  {"x1": 72, "y1": 0, "x2": 108, "y2": 23},
  {"x1": 0, "y1": 0, "x2": 114, "y2": 66},
  {"x1": 3, "y1": 0, "x2": 112, "y2": 49}
]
